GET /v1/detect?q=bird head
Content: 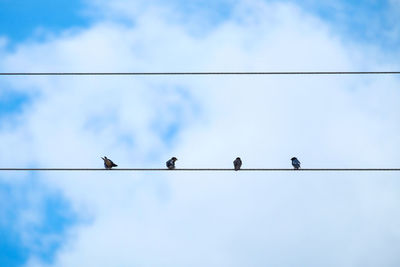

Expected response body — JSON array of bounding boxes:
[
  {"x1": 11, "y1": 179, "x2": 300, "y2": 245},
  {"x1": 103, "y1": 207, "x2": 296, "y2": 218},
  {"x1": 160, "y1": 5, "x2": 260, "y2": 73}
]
[
  {"x1": 236, "y1": 157, "x2": 241, "y2": 160},
  {"x1": 291, "y1": 157, "x2": 297, "y2": 161},
  {"x1": 172, "y1": 157, "x2": 177, "y2": 161}
]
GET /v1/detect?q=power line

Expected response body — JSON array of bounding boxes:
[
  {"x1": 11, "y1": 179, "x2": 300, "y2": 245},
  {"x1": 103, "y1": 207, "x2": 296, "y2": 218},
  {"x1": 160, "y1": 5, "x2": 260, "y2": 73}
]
[
  {"x1": 0, "y1": 71, "x2": 400, "y2": 76},
  {"x1": 0, "y1": 168, "x2": 399, "y2": 171}
]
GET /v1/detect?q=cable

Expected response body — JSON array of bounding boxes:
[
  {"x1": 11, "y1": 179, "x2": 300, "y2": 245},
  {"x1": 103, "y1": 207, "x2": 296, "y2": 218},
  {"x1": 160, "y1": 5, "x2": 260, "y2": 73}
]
[
  {"x1": 0, "y1": 71, "x2": 400, "y2": 76},
  {"x1": 0, "y1": 168, "x2": 399, "y2": 171}
]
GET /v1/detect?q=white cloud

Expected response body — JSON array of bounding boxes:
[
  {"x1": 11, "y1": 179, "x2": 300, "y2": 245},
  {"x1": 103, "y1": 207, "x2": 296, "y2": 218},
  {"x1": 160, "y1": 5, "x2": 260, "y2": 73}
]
[{"x1": 0, "y1": 0, "x2": 399, "y2": 266}]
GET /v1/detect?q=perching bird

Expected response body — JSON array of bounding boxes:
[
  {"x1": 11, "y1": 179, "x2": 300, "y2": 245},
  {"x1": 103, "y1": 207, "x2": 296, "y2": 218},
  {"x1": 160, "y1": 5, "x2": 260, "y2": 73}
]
[
  {"x1": 166, "y1": 157, "x2": 178, "y2": 170},
  {"x1": 291, "y1": 157, "x2": 301, "y2": 170},
  {"x1": 102, "y1": 156, "x2": 118, "y2": 169},
  {"x1": 233, "y1": 157, "x2": 242, "y2": 171}
]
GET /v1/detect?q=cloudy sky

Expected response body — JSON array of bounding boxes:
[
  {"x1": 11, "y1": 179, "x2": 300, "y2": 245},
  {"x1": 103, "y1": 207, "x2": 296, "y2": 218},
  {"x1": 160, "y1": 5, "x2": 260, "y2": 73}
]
[{"x1": 1, "y1": 0, "x2": 400, "y2": 266}]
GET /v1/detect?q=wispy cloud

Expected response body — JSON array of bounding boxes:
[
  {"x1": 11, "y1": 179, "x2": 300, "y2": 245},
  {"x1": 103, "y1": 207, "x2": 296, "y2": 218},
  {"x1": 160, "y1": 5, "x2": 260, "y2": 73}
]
[{"x1": 0, "y1": 0, "x2": 399, "y2": 266}]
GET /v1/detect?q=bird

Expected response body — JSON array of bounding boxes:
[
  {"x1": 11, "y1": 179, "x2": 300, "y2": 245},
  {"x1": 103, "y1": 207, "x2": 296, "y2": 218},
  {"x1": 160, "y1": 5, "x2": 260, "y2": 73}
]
[
  {"x1": 101, "y1": 156, "x2": 118, "y2": 169},
  {"x1": 291, "y1": 157, "x2": 301, "y2": 170},
  {"x1": 166, "y1": 157, "x2": 178, "y2": 170},
  {"x1": 233, "y1": 157, "x2": 242, "y2": 171}
]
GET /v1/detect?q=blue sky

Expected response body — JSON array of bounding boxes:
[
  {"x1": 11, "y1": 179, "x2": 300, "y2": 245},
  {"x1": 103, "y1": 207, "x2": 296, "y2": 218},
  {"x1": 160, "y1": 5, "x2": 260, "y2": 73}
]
[
  {"x1": 0, "y1": 0, "x2": 398, "y2": 50},
  {"x1": 0, "y1": 178, "x2": 78, "y2": 266},
  {"x1": 0, "y1": 0, "x2": 400, "y2": 266},
  {"x1": 0, "y1": 0, "x2": 89, "y2": 43},
  {"x1": 0, "y1": 90, "x2": 28, "y2": 117}
]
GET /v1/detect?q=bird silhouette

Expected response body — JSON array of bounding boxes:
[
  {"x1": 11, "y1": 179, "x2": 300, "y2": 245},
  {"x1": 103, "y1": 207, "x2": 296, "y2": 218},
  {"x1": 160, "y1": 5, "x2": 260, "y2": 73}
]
[
  {"x1": 233, "y1": 157, "x2": 242, "y2": 171},
  {"x1": 102, "y1": 156, "x2": 118, "y2": 169},
  {"x1": 291, "y1": 157, "x2": 301, "y2": 170},
  {"x1": 166, "y1": 157, "x2": 178, "y2": 170}
]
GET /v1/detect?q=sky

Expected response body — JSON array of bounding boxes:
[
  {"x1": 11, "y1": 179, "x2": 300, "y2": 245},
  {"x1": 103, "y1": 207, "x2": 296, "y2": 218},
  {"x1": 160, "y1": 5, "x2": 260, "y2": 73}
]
[{"x1": 0, "y1": 0, "x2": 400, "y2": 266}]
